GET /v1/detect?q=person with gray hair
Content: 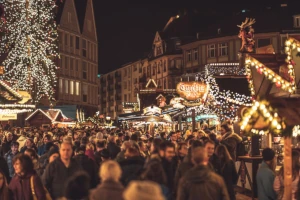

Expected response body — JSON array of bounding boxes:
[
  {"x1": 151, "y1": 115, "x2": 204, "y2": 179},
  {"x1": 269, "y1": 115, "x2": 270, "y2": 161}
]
[
  {"x1": 176, "y1": 147, "x2": 229, "y2": 200},
  {"x1": 123, "y1": 180, "x2": 165, "y2": 200},
  {"x1": 89, "y1": 160, "x2": 124, "y2": 200}
]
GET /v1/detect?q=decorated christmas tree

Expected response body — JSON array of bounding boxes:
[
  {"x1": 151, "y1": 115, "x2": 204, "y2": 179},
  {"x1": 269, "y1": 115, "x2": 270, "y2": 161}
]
[{"x1": 2, "y1": 0, "x2": 59, "y2": 103}]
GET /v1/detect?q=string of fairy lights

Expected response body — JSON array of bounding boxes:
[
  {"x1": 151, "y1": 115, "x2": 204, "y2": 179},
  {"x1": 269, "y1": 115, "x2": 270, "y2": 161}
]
[
  {"x1": 1, "y1": 0, "x2": 58, "y2": 103},
  {"x1": 206, "y1": 63, "x2": 246, "y2": 76},
  {"x1": 245, "y1": 38, "x2": 299, "y2": 96},
  {"x1": 179, "y1": 70, "x2": 252, "y2": 121}
]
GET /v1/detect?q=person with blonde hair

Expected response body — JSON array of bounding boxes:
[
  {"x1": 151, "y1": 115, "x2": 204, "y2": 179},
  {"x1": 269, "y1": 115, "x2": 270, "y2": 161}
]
[
  {"x1": 89, "y1": 160, "x2": 124, "y2": 200},
  {"x1": 123, "y1": 180, "x2": 165, "y2": 200}
]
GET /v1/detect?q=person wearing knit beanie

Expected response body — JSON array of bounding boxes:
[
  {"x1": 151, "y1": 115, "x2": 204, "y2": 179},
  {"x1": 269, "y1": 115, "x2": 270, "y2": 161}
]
[{"x1": 123, "y1": 180, "x2": 165, "y2": 200}]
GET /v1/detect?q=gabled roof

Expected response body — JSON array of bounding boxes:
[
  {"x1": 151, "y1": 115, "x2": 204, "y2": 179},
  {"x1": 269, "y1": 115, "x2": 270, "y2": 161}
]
[
  {"x1": 74, "y1": 0, "x2": 88, "y2": 32},
  {"x1": 55, "y1": 0, "x2": 66, "y2": 24},
  {"x1": 145, "y1": 79, "x2": 157, "y2": 88},
  {"x1": 25, "y1": 109, "x2": 67, "y2": 122}
]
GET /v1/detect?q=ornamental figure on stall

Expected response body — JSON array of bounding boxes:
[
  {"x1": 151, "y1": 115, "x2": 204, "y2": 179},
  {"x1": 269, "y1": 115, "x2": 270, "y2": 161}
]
[{"x1": 237, "y1": 18, "x2": 256, "y2": 53}]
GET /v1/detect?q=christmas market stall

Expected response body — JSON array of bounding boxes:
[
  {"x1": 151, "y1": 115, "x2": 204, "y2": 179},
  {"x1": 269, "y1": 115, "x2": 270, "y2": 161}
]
[
  {"x1": 81, "y1": 112, "x2": 114, "y2": 128},
  {"x1": 239, "y1": 36, "x2": 300, "y2": 200},
  {"x1": 25, "y1": 108, "x2": 71, "y2": 128},
  {"x1": 0, "y1": 80, "x2": 35, "y2": 126},
  {"x1": 118, "y1": 105, "x2": 174, "y2": 133}
]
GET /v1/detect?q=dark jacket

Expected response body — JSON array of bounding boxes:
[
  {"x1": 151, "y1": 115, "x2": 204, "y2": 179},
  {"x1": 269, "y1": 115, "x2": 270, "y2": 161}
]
[
  {"x1": 42, "y1": 157, "x2": 82, "y2": 199},
  {"x1": 220, "y1": 160, "x2": 238, "y2": 200},
  {"x1": 74, "y1": 153, "x2": 99, "y2": 188},
  {"x1": 9, "y1": 171, "x2": 46, "y2": 200},
  {"x1": 37, "y1": 144, "x2": 46, "y2": 156},
  {"x1": 221, "y1": 132, "x2": 242, "y2": 161},
  {"x1": 208, "y1": 153, "x2": 222, "y2": 175},
  {"x1": 0, "y1": 156, "x2": 10, "y2": 183},
  {"x1": 107, "y1": 142, "x2": 120, "y2": 159},
  {"x1": 119, "y1": 156, "x2": 144, "y2": 186},
  {"x1": 1, "y1": 141, "x2": 12, "y2": 156},
  {"x1": 89, "y1": 180, "x2": 124, "y2": 200},
  {"x1": 5, "y1": 150, "x2": 19, "y2": 178},
  {"x1": 176, "y1": 165, "x2": 230, "y2": 200}
]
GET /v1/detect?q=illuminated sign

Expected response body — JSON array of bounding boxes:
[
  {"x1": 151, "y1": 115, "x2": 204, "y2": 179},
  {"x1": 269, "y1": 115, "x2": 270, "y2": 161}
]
[
  {"x1": 0, "y1": 114, "x2": 17, "y2": 121},
  {"x1": 176, "y1": 82, "x2": 209, "y2": 101}
]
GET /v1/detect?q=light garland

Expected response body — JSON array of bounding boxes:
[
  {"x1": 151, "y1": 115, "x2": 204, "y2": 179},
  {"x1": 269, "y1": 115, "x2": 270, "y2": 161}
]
[
  {"x1": 0, "y1": 109, "x2": 34, "y2": 114},
  {"x1": 25, "y1": 108, "x2": 68, "y2": 122},
  {"x1": 284, "y1": 38, "x2": 299, "y2": 89},
  {"x1": 2, "y1": 0, "x2": 59, "y2": 103},
  {"x1": 240, "y1": 100, "x2": 284, "y2": 134},
  {"x1": 206, "y1": 63, "x2": 246, "y2": 76},
  {"x1": 0, "y1": 80, "x2": 23, "y2": 99},
  {"x1": 245, "y1": 37, "x2": 300, "y2": 96},
  {"x1": 293, "y1": 125, "x2": 300, "y2": 137},
  {"x1": 245, "y1": 58, "x2": 296, "y2": 94}
]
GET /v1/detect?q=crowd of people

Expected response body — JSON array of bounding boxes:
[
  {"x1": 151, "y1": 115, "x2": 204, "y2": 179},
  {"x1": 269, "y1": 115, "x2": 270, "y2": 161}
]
[{"x1": 0, "y1": 121, "x2": 296, "y2": 200}]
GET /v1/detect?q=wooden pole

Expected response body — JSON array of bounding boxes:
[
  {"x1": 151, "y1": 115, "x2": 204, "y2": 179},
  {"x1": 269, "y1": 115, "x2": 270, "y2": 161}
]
[{"x1": 283, "y1": 136, "x2": 292, "y2": 200}]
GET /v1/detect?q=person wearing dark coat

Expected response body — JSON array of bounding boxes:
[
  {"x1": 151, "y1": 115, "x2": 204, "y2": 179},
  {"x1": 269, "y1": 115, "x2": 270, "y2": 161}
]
[
  {"x1": 0, "y1": 156, "x2": 10, "y2": 183},
  {"x1": 176, "y1": 147, "x2": 229, "y2": 200},
  {"x1": 74, "y1": 146, "x2": 99, "y2": 188},
  {"x1": 90, "y1": 160, "x2": 124, "y2": 200},
  {"x1": 215, "y1": 144, "x2": 238, "y2": 200},
  {"x1": 43, "y1": 142, "x2": 82, "y2": 199},
  {"x1": 5, "y1": 141, "x2": 19, "y2": 178},
  {"x1": 118, "y1": 147, "x2": 144, "y2": 186},
  {"x1": 9, "y1": 154, "x2": 46, "y2": 200},
  {"x1": 1, "y1": 132, "x2": 14, "y2": 156},
  {"x1": 107, "y1": 135, "x2": 121, "y2": 159},
  {"x1": 174, "y1": 140, "x2": 203, "y2": 196},
  {"x1": 220, "y1": 123, "x2": 242, "y2": 161}
]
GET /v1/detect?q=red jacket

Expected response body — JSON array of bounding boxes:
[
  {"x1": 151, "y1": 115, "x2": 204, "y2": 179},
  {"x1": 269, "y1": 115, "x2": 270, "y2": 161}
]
[{"x1": 9, "y1": 171, "x2": 46, "y2": 200}]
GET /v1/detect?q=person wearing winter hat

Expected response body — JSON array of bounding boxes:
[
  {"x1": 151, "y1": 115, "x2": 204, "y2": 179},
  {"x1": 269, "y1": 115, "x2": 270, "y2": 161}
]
[
  {"x1": 256, "y1": 148, "x2": 277, "y2": 200},
  {"x1": 123, "y1": 180, "x2": 165, "y2": 200}
]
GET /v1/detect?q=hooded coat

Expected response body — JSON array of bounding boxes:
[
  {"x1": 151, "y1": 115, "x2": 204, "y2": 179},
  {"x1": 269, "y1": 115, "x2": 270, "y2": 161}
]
[
  {"x1": 221, "y1": 131, "x2": 242, "y2": 161},
  {"x1": 176, "y1": 165, "x2": 229, "y2": 200}
]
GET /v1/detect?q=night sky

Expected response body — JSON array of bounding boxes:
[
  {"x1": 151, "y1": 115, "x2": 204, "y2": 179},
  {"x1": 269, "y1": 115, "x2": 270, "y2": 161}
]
[{"x1": 93, "y1": 0, "x2": 297, "y2": 74}]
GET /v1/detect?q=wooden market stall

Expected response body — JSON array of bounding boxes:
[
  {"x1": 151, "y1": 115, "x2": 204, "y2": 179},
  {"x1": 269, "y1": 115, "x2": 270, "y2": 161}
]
[
  {"x1": 240, "y1": 37, "x2": 300, "y2": 200},
  {"x1": 25, "y1": 109, "x2": 69, "y2": 128}
]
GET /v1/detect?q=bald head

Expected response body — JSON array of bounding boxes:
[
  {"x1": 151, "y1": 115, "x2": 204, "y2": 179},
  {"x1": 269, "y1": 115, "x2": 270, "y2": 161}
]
[{"x1": 192, "y1": 147, "x2": 208, "y2": 165}]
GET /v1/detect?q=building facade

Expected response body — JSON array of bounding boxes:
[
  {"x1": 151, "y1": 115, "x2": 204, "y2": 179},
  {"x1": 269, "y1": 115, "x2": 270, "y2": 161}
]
[
  {"x1": 56, "y1": 0, "x2": 98, "y2": 118},
  {"x1": 180, "y1": 7, "x2": 300, "y2": 73},
  {"x1": 99, "y1": 5, "x2": 300, "y2": 119},
  {"x1": 99, "y1": 28, "x2": 185, "y2": 119}
]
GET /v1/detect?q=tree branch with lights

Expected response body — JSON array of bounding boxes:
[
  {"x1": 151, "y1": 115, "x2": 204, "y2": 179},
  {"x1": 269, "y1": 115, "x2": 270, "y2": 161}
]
[{"x1": 2, "y1": 0, "x2": 58, "y2": 103}]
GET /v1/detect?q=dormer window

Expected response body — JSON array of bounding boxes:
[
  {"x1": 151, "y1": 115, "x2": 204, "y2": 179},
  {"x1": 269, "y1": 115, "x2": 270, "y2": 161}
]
[
  {"x1": 156, "y1": 46, "x2": 162, "y2": 56},
  {"x1": 294, "y1": 15, "x2": 300, "y2": 28}
]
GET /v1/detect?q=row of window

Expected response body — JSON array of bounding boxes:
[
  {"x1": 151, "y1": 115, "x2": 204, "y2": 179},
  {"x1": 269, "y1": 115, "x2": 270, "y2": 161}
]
[
  {"x1": 187, "y1": 38, "x2": 273, "y2": 61},
  {"x1": 59, "y1": 79, "x2": 80, "y2": 96},
  {"x1": 58, "y1": 79, "x2": 98, "y2": 104},
  {"x1": 58, "y1": 31, "x2": 97, "y2": 62},
  {"x1": 60, "y1": 55, "x2": 98, "y2": 83}
]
